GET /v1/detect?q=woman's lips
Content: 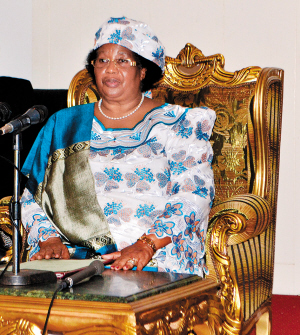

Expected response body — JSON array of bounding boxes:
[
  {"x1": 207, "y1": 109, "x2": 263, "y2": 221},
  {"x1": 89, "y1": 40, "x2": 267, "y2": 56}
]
[{"x1": 103, "y1": 78, "x2": 120, "y2": 88}]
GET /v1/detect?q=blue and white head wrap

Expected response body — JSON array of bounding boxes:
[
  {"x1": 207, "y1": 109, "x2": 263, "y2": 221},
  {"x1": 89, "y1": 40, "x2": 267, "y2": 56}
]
[{"x1": 93, "y1": 17, "x2": 165, "y2": 71}]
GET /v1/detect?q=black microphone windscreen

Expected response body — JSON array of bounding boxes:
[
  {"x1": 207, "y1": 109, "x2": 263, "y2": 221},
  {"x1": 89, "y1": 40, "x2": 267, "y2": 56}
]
[
  {"x1": 61, "y1": 260, "x2": 105, "y2": 289},
  {"x1": 0, "y1": 102, "x2": 12, "y2": 122},
  {"x1": 32, "y1": 105, "x2": 48, "y2": 122},
  {"x1": 90, "y1": 260, "x2": 105, "y2": 275}
]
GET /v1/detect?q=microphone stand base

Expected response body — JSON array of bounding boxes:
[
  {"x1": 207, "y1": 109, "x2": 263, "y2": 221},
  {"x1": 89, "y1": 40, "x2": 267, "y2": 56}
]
[{"x1": 0, "y1": 269, "x2": 57, "y2": 286}]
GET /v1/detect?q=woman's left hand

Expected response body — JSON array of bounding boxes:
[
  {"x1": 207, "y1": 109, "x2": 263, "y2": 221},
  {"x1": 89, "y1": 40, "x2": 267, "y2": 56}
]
[{"x1": 101, "y1": 240, "x2": 154, "y2": 271}]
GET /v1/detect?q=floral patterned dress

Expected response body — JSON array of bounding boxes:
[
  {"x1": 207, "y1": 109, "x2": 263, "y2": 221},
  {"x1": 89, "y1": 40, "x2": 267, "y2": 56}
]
[{"x1": 21, "y1": 103, "x2": 216, "y2": 277}]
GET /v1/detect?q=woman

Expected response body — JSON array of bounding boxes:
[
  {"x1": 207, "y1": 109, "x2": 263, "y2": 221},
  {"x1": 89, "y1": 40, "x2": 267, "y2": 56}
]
[{"x1": 21, "y1": 17, "x2": 216, "y2": 276}]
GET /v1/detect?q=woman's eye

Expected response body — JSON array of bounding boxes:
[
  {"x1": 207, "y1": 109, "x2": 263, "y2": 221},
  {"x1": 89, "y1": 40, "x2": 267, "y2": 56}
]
[
  {"x1": 99, "y1": 59, "x2": 109, "y2": 63},
  {"x1": 116, "y1": 59, "x2": 128, "y2": 64}
]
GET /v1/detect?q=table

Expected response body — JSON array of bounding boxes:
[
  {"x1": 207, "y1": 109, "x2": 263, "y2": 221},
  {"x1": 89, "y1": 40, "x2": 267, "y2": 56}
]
[{"x1": 0, "y1": 269, "x2": 221, "y2": 334}]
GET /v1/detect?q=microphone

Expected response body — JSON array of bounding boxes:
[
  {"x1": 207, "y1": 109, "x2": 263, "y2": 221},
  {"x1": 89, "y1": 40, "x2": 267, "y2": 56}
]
[
  {"x1": 0, "y1": 105, "x2": 48, "y2": 135},
  {"x1": 60, "y1": 260, "x2": 104, "y2": 289},
  {"x1": 0, "y1": 102, "x2": 13, "y2": 123}
]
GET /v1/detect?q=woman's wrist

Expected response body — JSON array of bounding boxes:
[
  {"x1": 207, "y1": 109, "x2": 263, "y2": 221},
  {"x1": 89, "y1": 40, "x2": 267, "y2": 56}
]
[
  {"x1": 137, "y1": 234, "x2": 157, "y2": 254},
  {"x1": 137, "y1": 234, "x2": 172, "y2": 255},
  {"x1": 38, "y1": 236, "x2": 62, "y2": 247}
]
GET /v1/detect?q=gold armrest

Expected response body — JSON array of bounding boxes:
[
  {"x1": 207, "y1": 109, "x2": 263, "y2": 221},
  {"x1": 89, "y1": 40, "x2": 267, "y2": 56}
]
[
  {"x1": 0, "y1": 197, "x2": 29, "y2": 263},
  {"x1": 207, "y1": 194, "x2": 270, "y2": 334},
  {"x1": 0, "y1": 198, "x2": 12, "y2": 263},
  {"x1": 209, "y1": 193, "x2": 271, "y2": 246}
]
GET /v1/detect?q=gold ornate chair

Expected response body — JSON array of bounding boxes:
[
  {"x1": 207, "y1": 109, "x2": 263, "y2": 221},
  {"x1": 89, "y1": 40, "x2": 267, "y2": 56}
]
[
  {"x1": 0, "y1": 44, "x2": 283, "y2": 335},
  {"x1": 0, "y1": 197, "x2": 28, "y2": 264},
  {"x1": 67, "y1": 44, "x2": 284, "y2": 335}
]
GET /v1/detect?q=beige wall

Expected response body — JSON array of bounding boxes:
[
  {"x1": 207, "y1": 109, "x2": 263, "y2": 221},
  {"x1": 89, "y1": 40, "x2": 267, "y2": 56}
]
[
  {"x1": 0, "y1": 0, "x2": 32, "y2": 80},
  {"x1": 1, "y1": 0, "x2": 299, "y2": 295}
]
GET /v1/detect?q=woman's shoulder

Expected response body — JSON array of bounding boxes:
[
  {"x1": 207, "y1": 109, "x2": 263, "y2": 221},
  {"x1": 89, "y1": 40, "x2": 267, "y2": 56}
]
[
  {"x1": 184, "y1": 105, "x2": 216, "y2": 124},
  {"x1": 38, "y1": 103, "x2": 95, "y2": 140},
  {"x1": 49, "y1": 103, "x2": 94, "y2": 120},
  {"x1": 153, "y1": 103, "x2": 216, "y2": 124}
]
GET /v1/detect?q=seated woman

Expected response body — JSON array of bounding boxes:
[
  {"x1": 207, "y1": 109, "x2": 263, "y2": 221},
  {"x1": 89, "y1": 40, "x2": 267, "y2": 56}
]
[{"x1": 21, "y1": 17, "x2": 216, "y2": 276}]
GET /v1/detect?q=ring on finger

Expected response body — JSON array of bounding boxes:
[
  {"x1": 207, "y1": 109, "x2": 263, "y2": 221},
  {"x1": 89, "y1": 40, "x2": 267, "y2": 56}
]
[{"x1": 127, "y1": 258, "x2": 137, "y2": 266}]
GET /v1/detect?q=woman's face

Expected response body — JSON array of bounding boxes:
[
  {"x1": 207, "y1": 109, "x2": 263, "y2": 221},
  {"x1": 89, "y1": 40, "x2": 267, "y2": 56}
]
[{"x1": 93, "y1": 43, "x2": 146, "y2": 102}]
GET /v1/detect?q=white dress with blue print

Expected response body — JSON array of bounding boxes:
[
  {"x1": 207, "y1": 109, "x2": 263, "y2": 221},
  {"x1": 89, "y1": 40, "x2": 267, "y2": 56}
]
[{"x1": 21, "y1": 103, "x2": 216, "y2": 277}]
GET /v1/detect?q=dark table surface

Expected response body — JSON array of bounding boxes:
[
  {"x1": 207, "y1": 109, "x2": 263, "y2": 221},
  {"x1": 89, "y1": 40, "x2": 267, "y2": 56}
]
[{"x1": 0, "y1": 269, "x2": 202, "y2": 303}]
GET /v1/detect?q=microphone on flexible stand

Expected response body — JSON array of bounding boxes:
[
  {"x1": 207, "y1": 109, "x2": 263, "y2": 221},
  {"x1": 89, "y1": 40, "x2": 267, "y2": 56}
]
[
  {"x1": 0, "y1": 104, "x2": 56, "y2": 286},
  {"x1": 60, "y1": 260, "x2": 105, "y2": 290},
  {"x1": 0, "y1": 105, "x2": 48, "y2": 135},
  {"x1": 0, "y1": 102, "x2": 13, "y2": 123},
  {"x1": 40, "y1": 260, "x2": 104, "y2": 335}
]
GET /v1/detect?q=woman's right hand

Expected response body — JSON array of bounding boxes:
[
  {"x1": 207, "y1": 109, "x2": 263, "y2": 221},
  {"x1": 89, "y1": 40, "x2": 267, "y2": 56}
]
[{"x1": 30, "y1": 237, "x2": 70, "y2": 261}]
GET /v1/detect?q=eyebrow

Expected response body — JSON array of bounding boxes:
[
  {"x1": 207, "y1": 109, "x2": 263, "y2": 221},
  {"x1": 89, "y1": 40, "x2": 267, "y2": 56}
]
[{"x1": 97, "y1": 50, "x2": 131, "y2": 57}]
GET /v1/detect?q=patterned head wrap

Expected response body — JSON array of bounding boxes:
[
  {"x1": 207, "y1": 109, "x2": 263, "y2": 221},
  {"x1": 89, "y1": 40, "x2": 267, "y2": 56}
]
[{"x1": 93, "y1": 17, "x2": 165, "y2": 71}]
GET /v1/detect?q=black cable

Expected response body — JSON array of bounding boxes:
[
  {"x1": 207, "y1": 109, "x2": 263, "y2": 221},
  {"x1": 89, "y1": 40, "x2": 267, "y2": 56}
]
[
  {"x1": 0, "y1": 154, "x2": 29, "y2": 183},
  {"x1": 0, "y1": 195, "x2": 21, "y2": 279},
  {"x1": 0, "y1": 152, "x2": 29, "y2": 255},
  {"x1": 0, "y1": 169, "x2": 26, "y2": 278},
  {"x1": 0, "y1": 200, "x2": 22, "y2": 279},
  {"x1": 0, "y1": 155, "x2": 19, "y2": 172},
  {"x1": 0, "y1": 255, "x2": 12, "y2": 280},
  {"x1": 0, "y1": 152, "x2": 29, "y2": 238},
  {"x1": 42, "y1": 283, "x2": 64, "y2": 335},
  {"x1": 0, "y1": 140, "x2": 60, "y2": 334},
  {"x1": 8, "y1": 196, "x2": 23, "y2": 239}
]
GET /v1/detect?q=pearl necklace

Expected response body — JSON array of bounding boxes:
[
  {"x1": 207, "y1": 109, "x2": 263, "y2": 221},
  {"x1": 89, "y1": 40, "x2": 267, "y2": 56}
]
[{"x1": 98, "y1": 95, "x2": 144, "y2": 120}]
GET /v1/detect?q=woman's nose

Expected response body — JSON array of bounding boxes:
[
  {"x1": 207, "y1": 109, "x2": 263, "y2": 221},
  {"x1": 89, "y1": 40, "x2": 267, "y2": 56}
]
[{"x1": 105, "y1": 59, "x2": 118, "y2": 73}]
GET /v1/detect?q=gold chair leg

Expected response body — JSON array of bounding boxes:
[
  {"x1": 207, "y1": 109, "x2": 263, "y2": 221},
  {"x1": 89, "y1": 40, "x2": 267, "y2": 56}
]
[{"x1": 255, "y1": 312, "x2": 271, "y2": 335}]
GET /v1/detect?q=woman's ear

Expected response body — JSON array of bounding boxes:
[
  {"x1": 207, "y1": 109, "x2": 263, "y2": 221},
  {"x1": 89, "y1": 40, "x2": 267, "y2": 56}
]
[{"x1": 140, "y1": 68, "x2": 147, "y2": 80}]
